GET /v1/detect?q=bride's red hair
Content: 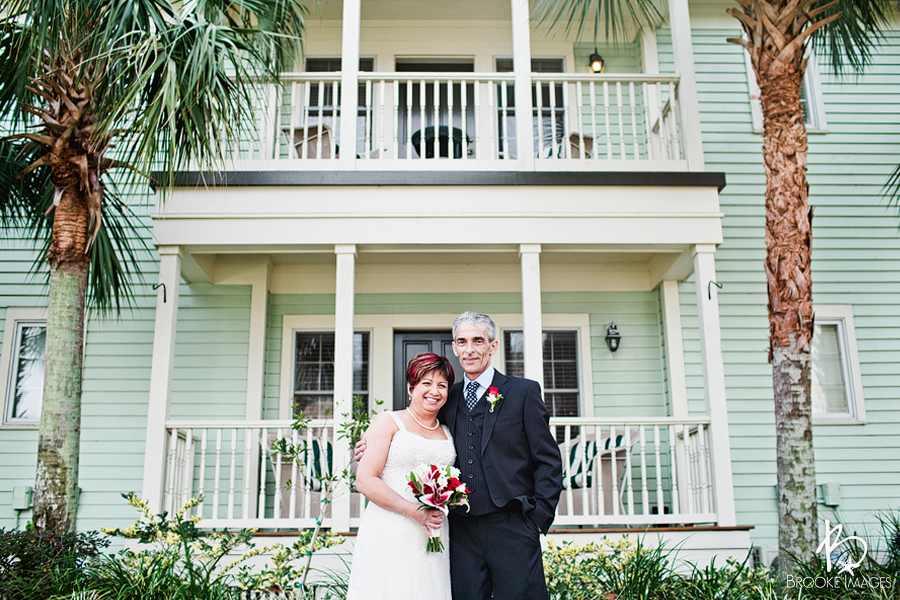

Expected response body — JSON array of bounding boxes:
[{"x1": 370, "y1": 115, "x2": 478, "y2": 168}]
[{"x1": 406, "y1": 353, "x2": 455, "y2": 389}]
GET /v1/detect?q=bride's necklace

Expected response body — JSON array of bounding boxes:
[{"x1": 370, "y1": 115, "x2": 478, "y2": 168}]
[{"x1": 406, "y1": 408, "x2": 440, "y2": 430}]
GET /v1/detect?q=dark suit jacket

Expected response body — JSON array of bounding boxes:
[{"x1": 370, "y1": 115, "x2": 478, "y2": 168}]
[{"x1": 439, "y1": 370, "x2": 563, "y2": 533}]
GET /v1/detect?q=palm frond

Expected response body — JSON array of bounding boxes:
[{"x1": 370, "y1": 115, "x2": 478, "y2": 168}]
[
  {"x1": 813, "y1": 0, "x2": 894, "y2": 76},
  {"x1": 530, "y1": 0, "x2": 662, "y2": 44}
]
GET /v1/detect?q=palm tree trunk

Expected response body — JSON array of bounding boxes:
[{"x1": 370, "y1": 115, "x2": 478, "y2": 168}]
[
  {"x1": 759, "y1": 59, "x2": 818, "y2": 563},
  {"x1": 32, "y1": 187, "x2": 89, "y2": 535}
]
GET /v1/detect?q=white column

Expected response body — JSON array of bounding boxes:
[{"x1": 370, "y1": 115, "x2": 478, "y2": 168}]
[
  {"x1": 668, "y1": 0, "x2": 705, "y2": 170},
  {"x1": 332, "y1": 244, "x2": 357, "y2": 531},
  {"x1": 692, "y1": 245, "x2": 736, "y2": 526},
  {"x1": 339, "y1": 0, "x2": 361, "y2": 169},
  {"x1": 245, "y1": 258, "x2": 270, "y2": 419},
  {"x1": 510, "y1": 0, "x2": 535, "y2": 169},
  {"x1": 142, "y1": 246, "x2": 183, "y2": 513},
  {"x1": 660, "y1": 280, "x2": 688, "y2": 417},
  {"x1": 520, "y1": 245, "x2": 544, "y2": 390}
]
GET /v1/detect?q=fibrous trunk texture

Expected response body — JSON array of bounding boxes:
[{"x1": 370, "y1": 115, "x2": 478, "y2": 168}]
[
  {"x1": 32, "y1": 188, "x2": 89, "y2": 535},
  {"x1": 759, "y1": 56, "x2": 817, "y2": 564}
]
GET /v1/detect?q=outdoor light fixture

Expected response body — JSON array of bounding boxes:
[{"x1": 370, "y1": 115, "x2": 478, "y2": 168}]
[
  {"x1": 589, "y1": 50, "x2": 604, "y2": 73},
  {"x1": 605, "y1": 322, "x2": 621, "y2": 352}
]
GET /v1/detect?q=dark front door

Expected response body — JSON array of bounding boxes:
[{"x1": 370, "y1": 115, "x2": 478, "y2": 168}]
[{"x1": 393, "y1": 331, "x2": 462, "y2": 410}]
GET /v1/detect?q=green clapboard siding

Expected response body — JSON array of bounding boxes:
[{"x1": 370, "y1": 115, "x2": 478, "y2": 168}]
[{"x1": 660, "y1": 21, "x2": 900, "y2": 548}]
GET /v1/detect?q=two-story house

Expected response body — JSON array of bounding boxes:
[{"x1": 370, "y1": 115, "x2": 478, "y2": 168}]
[{"x1": 2, "y1": 0, "x2": 898, "y2": 567}]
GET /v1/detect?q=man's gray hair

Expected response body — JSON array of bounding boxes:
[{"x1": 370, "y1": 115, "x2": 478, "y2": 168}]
[{"x1": 453, "y1": 311, "x2": 497, "y2": 342}]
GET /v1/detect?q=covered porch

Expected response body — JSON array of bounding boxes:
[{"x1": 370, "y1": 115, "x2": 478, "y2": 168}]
[{"x1": 141, "y1": 179, "x2": 737, "y2": 535}]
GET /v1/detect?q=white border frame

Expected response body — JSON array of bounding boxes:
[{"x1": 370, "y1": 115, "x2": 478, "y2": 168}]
[
  {"x1": 813, "y1": 304, "x2": 865, "y2": 425},
  {"x1": 1, "y1": 307, "x2": 48, "y2": 428},
  {"x1": 280, "y1": 313, "x2": 595, "y2": 418}
]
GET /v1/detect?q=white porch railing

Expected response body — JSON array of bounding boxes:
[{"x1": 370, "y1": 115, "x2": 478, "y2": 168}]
[
  {"x1": 162, "y1": 416, "x2": 715, "y2": 531},
  {"x1": 236, "y1": 73, "x2": 684, "y2": 170}
]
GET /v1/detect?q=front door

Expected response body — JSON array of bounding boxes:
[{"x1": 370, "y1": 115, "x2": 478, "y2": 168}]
[{"x1": 393, "y1": 331, "x2": 462, "y2": 410}]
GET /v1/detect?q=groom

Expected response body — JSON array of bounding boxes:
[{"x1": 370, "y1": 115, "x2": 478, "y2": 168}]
[{"x1": 441, "y1": 311, "x2": 562, "y2": 600}]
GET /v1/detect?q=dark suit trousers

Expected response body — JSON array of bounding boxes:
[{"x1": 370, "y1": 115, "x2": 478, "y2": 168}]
[{"x1": 449, "y1": 511, "x2": 549, "y2": 600}]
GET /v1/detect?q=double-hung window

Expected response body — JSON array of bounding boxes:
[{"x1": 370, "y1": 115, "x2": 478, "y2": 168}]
[
  {"x1": 746, "y1": 48, "x2": 827, "y2": 132},
  {"x1": 1, "y1": 308, "x2": 47, "y2": 426},
  {"x1": 811, "y1": 305, "x2": 865, "y2": 424},
  {"x1": 503, "y1": 330, "x2": 579, "y2": 418},
  {"x1": 292, "y1": 331, "x2": 370, "y2": 419}
]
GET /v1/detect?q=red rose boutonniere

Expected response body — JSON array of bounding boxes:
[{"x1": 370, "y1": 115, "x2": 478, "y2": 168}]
[{"x1": 486, "y1": 386, "x2": 503, "y2": 413}]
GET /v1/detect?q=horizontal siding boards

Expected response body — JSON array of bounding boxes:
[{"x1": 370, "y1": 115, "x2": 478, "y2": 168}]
[
  {"x1": 660, "y1": 22, "x2": 900, "y2": 548},
  {"x1": 170, "y1": 284, "x2": 251, "y2": 420}
]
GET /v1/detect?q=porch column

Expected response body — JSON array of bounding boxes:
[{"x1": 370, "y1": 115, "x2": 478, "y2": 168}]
[
  {"x1": 332, "y1": 244, "x2": 356, "y2": 531},
  {"x1": 510, "y1": 0, "x2": 535, "y2": 169},
  {"x1": 339, "y1": 0, "x2": 361, "y2": 169},
  {"x1": 142, "y1": 246, "x2": 183, "y2": 513},
  {"x1": 520, "y1": 245, "x2": 544, "y2": 390},
  {"x1": 692, "y1": 245, "x2": 736, "y2": 526},
  {"x1": 660, "y1": 280, "x2": 688, "y2": 417},
  {"x1": 667, "y1": 0, "x2": 705, "y2": 170}
]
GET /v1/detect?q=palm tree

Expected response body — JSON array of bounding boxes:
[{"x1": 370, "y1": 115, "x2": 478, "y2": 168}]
[
  {"x1": 0, "y1": 0, "x2": 306, "y2": 536},
  {"x1": 532, "y1": 0, "x2": 893, "y2": 565}
]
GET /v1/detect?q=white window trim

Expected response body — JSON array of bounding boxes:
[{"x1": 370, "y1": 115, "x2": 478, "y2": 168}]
[
  {"x1": 745, "y1": 47, "x2": 828, "y2": 134},
  {"x1": 813, "y1": 304, "x2": 865, "y2": 425},
  {"x1": 1, "y1": 307, "x2": 48, "y2": 428},
  {"x1": 279, "y1": 313, "x2": 594, "y2": 419}
]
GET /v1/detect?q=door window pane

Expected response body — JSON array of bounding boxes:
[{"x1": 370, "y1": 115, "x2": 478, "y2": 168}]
[
  {"x1": 293, "y1": 331, "x2": 369, "y2": 419},
  {"x1": 6, "y1": 323, "x2": 45, "y2": 422}
]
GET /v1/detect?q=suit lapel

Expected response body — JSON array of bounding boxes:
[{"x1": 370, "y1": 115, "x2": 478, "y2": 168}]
[
  {"x1": 442, "y1": 382, "x2": 462, "y2": 436},
  {"x1": 481, "y1": 371, "x2": 507, "y2": 454}
]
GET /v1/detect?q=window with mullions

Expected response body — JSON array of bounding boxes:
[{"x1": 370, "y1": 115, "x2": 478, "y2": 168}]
[
  {"x1": 3, "y1": 320, "x2": 46, "y2": 425},
  {"x1": 504, "y1": 330, "x2": 579, "y2": 418},
  {"x1": 746, "y1": 50, "x2": 827, "y2": 132},
  {"x1": 293, "y1": 331, "x2": 370, "y2": 419}
]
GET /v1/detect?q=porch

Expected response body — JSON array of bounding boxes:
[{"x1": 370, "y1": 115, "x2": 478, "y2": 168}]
[
  {"x1": 160, "y1": 417, "x2": 718, "y2": 530},
  {"x1": 217, "y1": 0, "x2": 706, "y2": 174}
]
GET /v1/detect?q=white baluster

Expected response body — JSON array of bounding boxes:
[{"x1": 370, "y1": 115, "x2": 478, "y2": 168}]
[
  {"x1": 273, "y1": 427, "x2": 283, "y2": 519},
  {"x1": 198, "y1": 429, "x2": 208, "y2": 517},
  {"x1": 562, "y1": 424, "x2": 573, "y2": 517},
  {"x1": 419, "y1": 79, "x2": 427, "y2": 160},
  {"x1": 242, "y1": 427, "x2": 253, "y2": 519},
  {"x1": 227, "y1": 428, "x2": 238, "y2": 519},
  {"x1": 669, "y1": 82, "x2": 682, "y2": 160},
  {"x1": 682, "y1": 424, "x2": 694, "y2": 514},
  {"x1": 165, "y1": 428, "x2": 178, "y2": 513},
  {"x1": 653, "y1": 425, "x2": 665, "y2": 516},
  {"x1": 609, "y1": 425, "x2": 619, "y2": 515},
  {"x1": 623, "y1": 425, "x2": 633, "y2": 516},
  {"x1": 698, "y1": 424, "x2": 713, "y2": 513},
  {"x1": 406, "y1": 80, "x2": 413, "y2": 159},
  {"x1": 602, "y1": 82, "x2": 612, "y2": 159},
  {"x1": 534, "y1": 79, "x2": 544, "y2": 159},
  {"x1": 667, "y1": 424, "x2": 680, "y2": 516},
  {"x1": 588, "y1": 81, "x2": 598, "y2": 161},
  {"x1": 364, "y1": 80, "x2": 372, "y2": 158},
  {"x1": 289, "y1": 428, "x2": 299, "y2": 519},
  {"x1": 642, "y1": 82, "x2": 654, "y2": 160},
  {"x1": 459, "y1": 79, "x2": 468, "y2": 160},
  {"x1": 330, "y1": 80, "x2": 339, "y2": 159},
  {"x1": 392, "y1": 80, "x2": 400, "y2": 159},
  {"x1": 629, "y1": 82, "x2": 640, "y2": 159},
  {"x1": 213, "y1": 428, "x2": 223, "y2": 520},
  {"x1": 639, "y1": 425, "x2": 649, "y2": 516},
  {"x1": 616, "y1": 82, "x2": 626, "y2": 159},
  {"x1": 183, "y1": 428, "x2": 195, "y2": 512},
  {"x1": 258, "y1": 428, "x2": 268, "y2": 519}
]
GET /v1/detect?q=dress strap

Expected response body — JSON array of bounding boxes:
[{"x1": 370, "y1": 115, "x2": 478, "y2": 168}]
[{"x1": 389, "y1": 411, "x2": 407, "y2": 431}]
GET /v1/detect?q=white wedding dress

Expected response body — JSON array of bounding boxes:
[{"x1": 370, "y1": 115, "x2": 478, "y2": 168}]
[{"x1": 346, "y1": 411, "x2": 456, "y2": 600}]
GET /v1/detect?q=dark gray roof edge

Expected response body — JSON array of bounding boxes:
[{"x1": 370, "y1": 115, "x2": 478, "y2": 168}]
[{"x1": 161, "y1": 170, "x2": 726, "y2": 191}]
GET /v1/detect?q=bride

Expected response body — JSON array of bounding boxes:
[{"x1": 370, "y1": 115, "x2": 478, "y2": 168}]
[{"x1": 346, "y1": 353, "x2": 456, "y2": 600}]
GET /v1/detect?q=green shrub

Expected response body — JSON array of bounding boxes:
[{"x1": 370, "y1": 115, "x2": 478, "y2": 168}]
[{"x1": 0, "y1": 526, "x2": 109, "y2": 600}]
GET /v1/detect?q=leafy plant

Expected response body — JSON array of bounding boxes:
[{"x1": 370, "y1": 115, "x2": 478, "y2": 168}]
[
  {"x1": 0, "y1": 526, "x2": 109, "y2": 600},
  {"x1": 91, "y1": 493, "x2": 264, "y2": 600}
]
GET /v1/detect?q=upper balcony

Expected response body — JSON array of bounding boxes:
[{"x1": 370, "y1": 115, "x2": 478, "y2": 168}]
[{"x1": 214, "y1": 0, "x2": 705, "y2": 176}]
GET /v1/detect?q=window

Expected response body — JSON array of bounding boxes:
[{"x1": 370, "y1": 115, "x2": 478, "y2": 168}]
[
  {"x1": 303, "y1": 58, "x2": 376, "y2": 156},
  {"x1": 292, "y1": 331, "x2": 370, "y2": 419},
  {"x1": 746, "y1": 49, "x2": 827, "y2": 132},
  {"x1": 1, "y1": 308, "x2": 47, "y2": 426},
  {"x1": 495, "y1": 58, "x2": 565, "y2": 156},
  {"x1": 811, "y1": 305, "x2": 865, "y2": 424},
  {"x1": 503, "y1": 330, "x2": 579, "y2": 417}
]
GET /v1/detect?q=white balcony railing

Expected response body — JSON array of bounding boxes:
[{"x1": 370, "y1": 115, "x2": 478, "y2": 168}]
[
  {"x1": 236, "y1": 73, "x2": 685, "y2": 170},
  {"x1": 162, "y1": 416, "x2": 715, "y2": 531}
]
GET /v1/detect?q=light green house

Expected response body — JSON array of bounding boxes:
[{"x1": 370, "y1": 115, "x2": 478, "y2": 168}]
[{"x1": 2, "y1": 0, "x2": 898, "y2": 567}]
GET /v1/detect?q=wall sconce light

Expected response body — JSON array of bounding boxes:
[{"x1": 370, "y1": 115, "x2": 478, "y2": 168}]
[
  {"x1": 589, "y1": 50, "x2": 604, "y2": 73},
  {"x1": 605, "y1": 322, "x2": 621, "y2": 352}
]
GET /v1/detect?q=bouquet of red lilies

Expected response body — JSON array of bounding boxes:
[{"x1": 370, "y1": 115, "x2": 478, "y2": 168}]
[{"x1": 407, "y1": 463, "x2": 470, "y2": 552}]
